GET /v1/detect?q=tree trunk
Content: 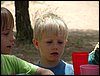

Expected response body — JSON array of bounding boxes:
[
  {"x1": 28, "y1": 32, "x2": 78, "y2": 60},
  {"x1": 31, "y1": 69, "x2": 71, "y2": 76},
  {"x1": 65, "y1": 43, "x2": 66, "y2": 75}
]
[{"x1": 15, "y1": 1, "x2": 33, "y2": 44}]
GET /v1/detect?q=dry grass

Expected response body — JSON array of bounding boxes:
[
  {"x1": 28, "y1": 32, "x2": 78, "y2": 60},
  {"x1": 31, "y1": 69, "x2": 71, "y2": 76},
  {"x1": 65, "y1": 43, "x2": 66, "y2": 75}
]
[{"x1": 12, "y1": 29, "x2": 99, "y2": 64}]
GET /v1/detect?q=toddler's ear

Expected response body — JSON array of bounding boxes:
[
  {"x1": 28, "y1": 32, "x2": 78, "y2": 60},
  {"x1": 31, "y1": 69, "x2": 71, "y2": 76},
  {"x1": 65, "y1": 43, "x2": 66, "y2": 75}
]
[
  {"x1": 32, "y1": 39, "x2": 39, "y2": 49},
  {"x1": 65, "y1": 40, "x2": 68, "y2": 46}
]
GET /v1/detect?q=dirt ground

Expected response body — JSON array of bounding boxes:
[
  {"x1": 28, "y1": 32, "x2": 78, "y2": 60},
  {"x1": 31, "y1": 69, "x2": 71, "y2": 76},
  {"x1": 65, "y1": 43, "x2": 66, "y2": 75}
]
[{"x1": 1, "y1": 1, "x2": 99, "y2": 64}]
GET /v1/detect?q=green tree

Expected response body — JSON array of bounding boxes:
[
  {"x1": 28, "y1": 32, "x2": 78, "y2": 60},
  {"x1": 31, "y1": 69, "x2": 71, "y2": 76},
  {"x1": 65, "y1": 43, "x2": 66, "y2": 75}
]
[{"x1": 15, "y1": 1, "x2": 33, "y2": 44}]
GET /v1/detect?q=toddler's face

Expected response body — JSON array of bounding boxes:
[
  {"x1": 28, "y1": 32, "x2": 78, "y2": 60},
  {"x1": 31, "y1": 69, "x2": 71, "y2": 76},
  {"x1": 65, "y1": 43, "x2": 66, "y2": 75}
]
[
  {"x1": 1, "y1": 30, "x2": 15, "y2": 54},
  {"x1": 36, "y1": 32, "x2": 67, "y2": 62}
]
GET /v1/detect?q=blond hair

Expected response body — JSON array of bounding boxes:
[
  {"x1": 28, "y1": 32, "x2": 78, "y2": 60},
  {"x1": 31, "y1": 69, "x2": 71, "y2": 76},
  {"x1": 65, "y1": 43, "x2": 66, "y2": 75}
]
[
  {"x1": 1, "y1": 7, "x2": 14, "y2": 31},
  {"x1": 33, "y1": 13, "x2": 68, "y2": 40}
]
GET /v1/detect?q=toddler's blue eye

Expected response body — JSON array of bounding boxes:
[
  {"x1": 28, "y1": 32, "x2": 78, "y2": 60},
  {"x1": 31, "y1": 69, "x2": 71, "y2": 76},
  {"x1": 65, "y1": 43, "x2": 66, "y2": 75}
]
[
  {"x1": 46, "y1": 41, "x2": 52, "y2": 44},
  {"x1": 58, "y1": 42, "x2": 63, "y2": 44},
  {"x1": 4, "y1": 32, "x2": 9, "y2": 35}
]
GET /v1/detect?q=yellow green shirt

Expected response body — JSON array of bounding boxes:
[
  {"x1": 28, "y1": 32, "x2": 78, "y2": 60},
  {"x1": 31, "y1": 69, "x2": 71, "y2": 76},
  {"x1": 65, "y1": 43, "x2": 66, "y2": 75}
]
[{"x1": 1, "y1": 54, "x2": 39, "y2": 75}]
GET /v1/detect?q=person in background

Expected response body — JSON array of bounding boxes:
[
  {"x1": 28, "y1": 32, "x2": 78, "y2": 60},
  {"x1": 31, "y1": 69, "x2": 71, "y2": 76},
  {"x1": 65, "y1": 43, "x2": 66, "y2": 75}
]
[
  {"x1": 88, "y1": 42, "x2": 99, "y2": 65},
  {"x1": 32, "y1": 12, "x2": 74, "y2": 75},
  {"x1": 1, "y1": 7, "x2": 54, "y2": 75}
]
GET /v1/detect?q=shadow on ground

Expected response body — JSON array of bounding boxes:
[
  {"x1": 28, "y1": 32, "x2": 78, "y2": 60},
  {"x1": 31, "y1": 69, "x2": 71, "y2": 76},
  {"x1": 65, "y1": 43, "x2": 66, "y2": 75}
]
[{"x1": 12, "y1": 29, "x2": 99, "y2": 64}]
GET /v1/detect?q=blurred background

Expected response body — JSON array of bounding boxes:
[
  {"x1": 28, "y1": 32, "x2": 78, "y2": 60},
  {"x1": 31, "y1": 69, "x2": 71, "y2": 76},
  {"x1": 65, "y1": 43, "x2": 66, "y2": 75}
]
[{"x1": 1, "y1": 1, "x2": 99, "y2": 63}]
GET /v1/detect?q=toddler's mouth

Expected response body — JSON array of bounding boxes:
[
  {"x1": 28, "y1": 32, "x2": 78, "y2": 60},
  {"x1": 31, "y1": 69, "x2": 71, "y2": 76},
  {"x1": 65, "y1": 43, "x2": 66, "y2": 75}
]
[
  {"x1": 7, "y1": 46, "x2": 12, "y2": 48},
  {"x1": 50, "y1": 52, "x2": 59, "y2": 55}
]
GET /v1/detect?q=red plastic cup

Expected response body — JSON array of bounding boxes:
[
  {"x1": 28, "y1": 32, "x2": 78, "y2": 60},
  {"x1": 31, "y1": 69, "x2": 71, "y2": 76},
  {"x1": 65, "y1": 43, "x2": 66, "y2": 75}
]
[
  {"x1": 72, "y1": 52, "x2": 89, "y2": 75},
  {"x1": 80, "y1": 64, "x2": 99, "y2": 75}
]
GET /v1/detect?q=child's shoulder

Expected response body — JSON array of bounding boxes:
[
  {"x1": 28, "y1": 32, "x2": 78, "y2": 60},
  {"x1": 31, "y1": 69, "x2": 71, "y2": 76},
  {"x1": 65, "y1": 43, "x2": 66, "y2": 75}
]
[
  {"x1": 61, "y1": 60, "x2": 74, "y2": 75},
  {"x1": 1, "y1": 54, "x2": 18, "y2": 61},
  {"x1": 61, "y1": 60, "x2": 73, "y2": 68},
  {"x1": 62, "y1": 60, "x2": 72, "y2": 64},
  {"x1": 1, "y1": 54, "x2": 15, "y2": 57}
]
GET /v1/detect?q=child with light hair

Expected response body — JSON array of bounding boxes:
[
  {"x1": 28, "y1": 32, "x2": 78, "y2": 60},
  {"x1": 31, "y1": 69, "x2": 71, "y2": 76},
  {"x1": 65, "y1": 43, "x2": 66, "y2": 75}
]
[
  {"x1": 1, "y1": 7, "x2": 54, "y2": 75},
  {"x1": 33, "y1": 12, "x2": 74, "y2": 75},
  {"x1": 88, "y1": 42, "x2": 99, "y2": 65}
]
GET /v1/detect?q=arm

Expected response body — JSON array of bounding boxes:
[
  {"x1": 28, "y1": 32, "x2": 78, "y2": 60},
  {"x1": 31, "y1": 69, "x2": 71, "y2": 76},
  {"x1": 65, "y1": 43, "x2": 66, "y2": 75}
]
[
  {"x1": 13, "y1": 56, "x2": 54, "y2": 75},
  {"x1": 36, "y1": 67, "x2": 54, "y2": 75}
]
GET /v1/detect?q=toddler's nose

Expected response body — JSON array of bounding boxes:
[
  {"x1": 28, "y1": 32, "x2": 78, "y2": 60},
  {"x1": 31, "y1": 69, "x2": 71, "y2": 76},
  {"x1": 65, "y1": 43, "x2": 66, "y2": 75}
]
[
  {"x1": 53, "y1": 48, "x2": 58, "y2": 50},
  {"x1": 10, "y1": 35, "x2": 16, "y2": 45},
  {"x1": 53, "y1": 43, "x2": 58, "y2": 50}
]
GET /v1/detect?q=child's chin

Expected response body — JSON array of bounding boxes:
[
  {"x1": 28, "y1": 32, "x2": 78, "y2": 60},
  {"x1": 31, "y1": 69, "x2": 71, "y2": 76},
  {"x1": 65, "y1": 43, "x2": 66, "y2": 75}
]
[
  {"x1": 49, "y1": 57, "x2": 59, "y2": 61},
  {"x1": 6, "y1": 48, "x2": 12, "y2": 54}
]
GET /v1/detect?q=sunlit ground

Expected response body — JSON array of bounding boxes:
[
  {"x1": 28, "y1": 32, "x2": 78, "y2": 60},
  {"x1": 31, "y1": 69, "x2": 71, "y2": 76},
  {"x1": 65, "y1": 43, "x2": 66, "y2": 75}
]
[{"x1": 1, "y1": 1, "x2": 99, "y2": 31}]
